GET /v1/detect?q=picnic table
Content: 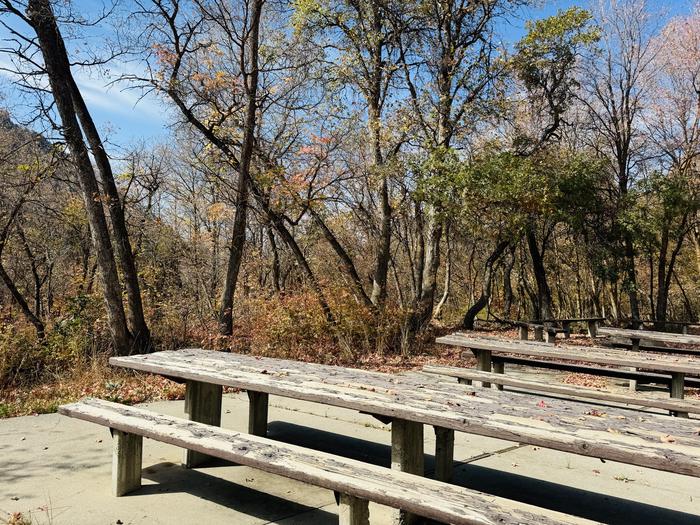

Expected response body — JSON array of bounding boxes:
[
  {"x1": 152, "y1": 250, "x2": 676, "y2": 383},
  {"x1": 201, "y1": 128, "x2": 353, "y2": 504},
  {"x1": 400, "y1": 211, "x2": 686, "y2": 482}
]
[
  {"x1": 109, "y1": 348, "x2": 700, "y2": 483},
  {"x1": 598, "y1": 326, "x2": 700, "y2": 350},
  {"x1": 516, "y1": 317, "x2": 604, "y2": 342},
  {"x1": 541, "y1": 317, "x2": 605, "y2": 338},
  {"x1": 436, "y1": 333, "x2": 700, "y2": 415}
]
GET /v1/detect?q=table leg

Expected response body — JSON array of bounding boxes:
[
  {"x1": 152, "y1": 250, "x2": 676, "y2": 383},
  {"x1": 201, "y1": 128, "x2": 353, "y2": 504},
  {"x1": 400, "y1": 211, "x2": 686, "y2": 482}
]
[
  {"x1": 587, "y1": 321, "x2": 597, "y2": 338},
  {"x1": 533, "y1": 326, "x2": 544, "y2": 342},
  {"x1": 391, "y1": 419, "x2": 424, "y2": 525},
  {"x1": 183, "y1": 380, "x2": 223, "y2": 467},
  {"x1": 519, "y1": 325, "x2": 528, "y2": 340},
  {"x1": 112, "y1": 429, "x2": 142, "y2": 497},
  {"x1": 492, "y1": 360, "x2": 504, "y2": 391},
  {"x1": 562, "y1": 321, "x2": 571, "y2": 338},
  {"x1": 338, "y1": 493, "x2": 370, "y2": 525},
  {"x1": 545, "y1": 329, "x2": 556, "y2": 344},
  {"x1": 433, "y1": 426, "x2": 454, "y2": 483},
  {"x1": 248, "y1": 391, "x2": 269, "y2": 436},
  {"x1": 670, "y1": 372, "x2": 689, "y2": 418},
  {"x1": 628, "y1": 367, "x2": 638, "y2": 392}
]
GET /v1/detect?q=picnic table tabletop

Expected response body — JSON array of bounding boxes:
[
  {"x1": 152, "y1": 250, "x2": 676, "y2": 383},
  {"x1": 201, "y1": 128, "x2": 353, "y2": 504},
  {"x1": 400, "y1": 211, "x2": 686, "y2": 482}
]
[
  {"x1": 598, "y1": 327, "x2": 700, "y2": 346},
  {"x1": 436, "y1": 333, "x2": 700, "y2": 375},
  {"x1": 110, "y1": 348, "x2": 700, "y2": 478}
]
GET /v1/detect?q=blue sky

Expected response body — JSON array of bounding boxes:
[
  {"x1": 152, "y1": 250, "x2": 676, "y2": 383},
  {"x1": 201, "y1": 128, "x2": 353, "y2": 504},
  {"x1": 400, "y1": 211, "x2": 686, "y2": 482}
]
[{"x1": 0, "y1": 0, "x2": 695, "y2": 150}]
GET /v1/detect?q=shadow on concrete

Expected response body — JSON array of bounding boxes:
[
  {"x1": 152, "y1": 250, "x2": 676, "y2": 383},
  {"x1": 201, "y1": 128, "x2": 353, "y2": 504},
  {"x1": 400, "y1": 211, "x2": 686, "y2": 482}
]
[
  {"x1": 267, "y1": 420, "x2": 699, "y2": 525},
  {"x1": 140, "y1": 461, "x2": 337, "y2": 524}
]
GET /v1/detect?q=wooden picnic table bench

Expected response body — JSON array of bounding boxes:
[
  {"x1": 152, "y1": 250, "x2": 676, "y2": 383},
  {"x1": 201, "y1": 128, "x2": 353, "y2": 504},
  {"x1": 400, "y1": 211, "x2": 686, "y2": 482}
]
[
  {"x1": 421, "y1": 366, "x2": 700, "y2": 415},
  {"x1": 597, "y1": 326, "x2": 700, "y2": 349},
  {"x1": 108, "y1": 349, "x2": 700, "y2": 483},
  {"x1": 436, "y1": 333, "x2": 700, "y2": 416},
  {"x1": 541, "y1": 317, "x2": 605, "y2": 338},
  {"x1": 59, "y1": 398, "x2": 594, "y2": 525}
]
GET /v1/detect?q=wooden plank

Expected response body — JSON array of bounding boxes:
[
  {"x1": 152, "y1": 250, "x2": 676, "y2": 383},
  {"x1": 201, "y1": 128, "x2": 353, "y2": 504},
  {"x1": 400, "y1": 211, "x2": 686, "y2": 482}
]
[
  {"x1": 603, "y1": 340, "x2": 700, "y2": 356},
  {"x1": 421, "y1": 366, "x2": 700, "y2": 415},
  {"x1": 184, "y1": 380, "x2": 222, "y2": 467},
  {"x1": 598, "y1": 327, "x2": 700, "y2": 346},
  {"x1": 59, "y1": 399, "x2": 592, "y2": 525},
  {"x1": 112, "y1": 429, "x2": 142, "y2": 496},
  {"x1": 436, "y1": 333, "x2": 700, "y2": 375},
  {"x1": 492, "y1": 356, "x2": 700, "y2": 387},
  {"x1": 110, "y1": 349, "x2": 700, "y2": 478}
]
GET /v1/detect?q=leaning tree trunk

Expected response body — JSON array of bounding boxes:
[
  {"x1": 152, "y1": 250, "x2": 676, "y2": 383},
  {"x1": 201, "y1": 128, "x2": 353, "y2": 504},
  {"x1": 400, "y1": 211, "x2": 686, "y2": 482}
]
[
  {"x1": 218, "y1": 0, "x2": 262, "y2": 336},
  {"x1": 68, "y1": 77, "x2": 151, "y2": 351},
  {"x1": 462, "y1": 240, "x2": 509, "y2": 330},
  {"x1": 526, "y1": 226, "x2": 553, "y2": 321},
  {"x1": 27, "y1": 0, "x2": 132, "y2": 354}
]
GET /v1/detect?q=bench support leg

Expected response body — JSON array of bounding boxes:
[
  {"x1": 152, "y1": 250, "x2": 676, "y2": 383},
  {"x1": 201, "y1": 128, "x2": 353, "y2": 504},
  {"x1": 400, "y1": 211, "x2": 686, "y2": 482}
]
[
  {"x1": 545, "y1": 329, "x2": 556, "y2": 344},
  {"x1": 183, "y1": 380, "x2": 223, "y2": 468},
  {"x1": 391, "y1": 419, "x2": 424, "y2": 525},
  {"x1": 533, "y1": 327, "x2": 544, "y2": 342},
  {"x1": 628, "y1": 367, "x2": 638, "y2": 392},
  {"x1": 457, "y1": 377, "x2": 472, "y2": 386},
  {"x1": 112, "y1": 429, "x2": 142, "y2": 497},
  {"x1": 247, "y1": 391, "x2": 269, "y2": 437},
  {"x1": 338, "y1": 493, "x2": 370, "y2": 525},
  {"x1": 587, "y1": 321, "x2": 597, "y2": 338},
  {"x1": 433, "y1": 426, "x2": 454, "y2": 483},
  {"x1": 519, "y1": 325, "x2": 528, "y2": 340},
  {"x1": 670, "y1": 372, "x2": 689, "y2": 418},
  {"x1": 492, "y1": 360, "x2": 504, "y2": 391}
]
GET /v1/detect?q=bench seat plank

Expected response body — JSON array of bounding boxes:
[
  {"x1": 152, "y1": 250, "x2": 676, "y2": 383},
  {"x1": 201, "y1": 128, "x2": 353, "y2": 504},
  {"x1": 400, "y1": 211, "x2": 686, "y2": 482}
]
[
  {"x1": 422, "y1": 366, "x2": 700, "y2": 415},
  {"x1": 59, "y1": 398, "x2": 588, "y2": 525},
  {"x1": 110, "y1": 349, "x2": 700, "y2": 477}
]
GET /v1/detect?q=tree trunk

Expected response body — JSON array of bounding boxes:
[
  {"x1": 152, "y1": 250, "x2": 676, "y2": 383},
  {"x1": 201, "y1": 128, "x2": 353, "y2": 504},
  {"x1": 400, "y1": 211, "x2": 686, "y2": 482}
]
[
  {"x1": 502, "y1": 245, "x2": 516, "y2": 318},
  {"x1": 0, "y1": 262, "x2": 45, "y2": 339},
  {"x1": 218, "y1": 0, "x2": 262, "y2": 336},
  {"x1": 68, "y1": 75, "x2": 151, "y2": 351},
  {"x1": 526, "y1": 226, "x2": 553, "y2": 320},
  {"x1": 623, "y1": 234, "x2": 641, "y2": 326},
  {"x1": 433, "y1": 225, "x2": 451, "y2": 320},
  {"x1": 27, "y1": 0, "x2": 132, "y2": 354},
  {"x1": 462, "y1": 240, "x2": 509, "y2": 329},
  {"x1": 309, "y1": 206, "x2": 373, "y2": 310}
]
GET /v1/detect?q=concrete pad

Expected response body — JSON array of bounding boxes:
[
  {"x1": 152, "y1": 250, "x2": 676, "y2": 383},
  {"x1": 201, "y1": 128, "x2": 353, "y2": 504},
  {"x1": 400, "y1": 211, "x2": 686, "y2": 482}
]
[{"x1": 1, "y1": 392, "x2": 698, "y2": 524}]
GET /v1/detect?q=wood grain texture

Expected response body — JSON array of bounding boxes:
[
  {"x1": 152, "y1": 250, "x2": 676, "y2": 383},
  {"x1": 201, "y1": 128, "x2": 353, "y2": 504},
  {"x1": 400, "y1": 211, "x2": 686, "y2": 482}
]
[
  {"x1": 110, "y1": 349, "x2": 700, "y2": 477},
  {"x1": 437, "y1": 333, "x2": 700, "y2": 374},
  {"x1": 422, "y1": 366, "x2": 700, "y2": 414},
  {"x1": 598, "y1": 327, "x2": 700, "y2": 346},
  {"x1": 59, "y1": 398, "x2": 593, "y2": 525}
]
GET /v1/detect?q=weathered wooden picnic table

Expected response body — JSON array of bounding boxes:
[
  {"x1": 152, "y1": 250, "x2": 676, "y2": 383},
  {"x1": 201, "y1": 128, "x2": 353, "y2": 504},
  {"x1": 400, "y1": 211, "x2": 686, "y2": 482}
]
[
  {"x1": 436, "y1": 333, "x2": 700, "y2": 416},
  {"x1": 110, "y1": 349, "x2": 700, "y2": 482},
  {"x1": 542, "y1": 317, "x2": 605, "y2": 338},
  {"x1": 598, "y1": 326, "x2": 700, "y2": 350}
]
